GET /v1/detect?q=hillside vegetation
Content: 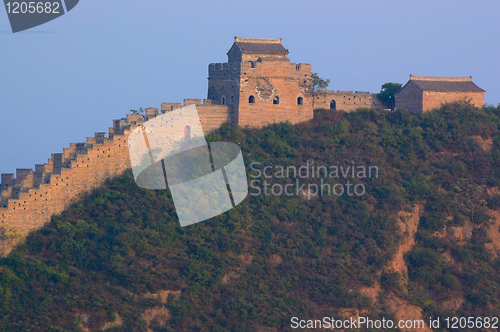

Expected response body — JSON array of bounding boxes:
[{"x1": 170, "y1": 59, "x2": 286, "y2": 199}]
[{"x1": 1, "y1": 102, "x2": 500, "y2": 331}]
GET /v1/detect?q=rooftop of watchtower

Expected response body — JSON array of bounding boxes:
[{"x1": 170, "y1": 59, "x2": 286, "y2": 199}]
[{"x1": 231, "y1": 37, "x2": 289, "y2": 55}]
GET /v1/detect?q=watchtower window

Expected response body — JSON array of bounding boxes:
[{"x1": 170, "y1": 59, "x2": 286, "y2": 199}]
[
  {"x1": 297, "y1": 97, "x2": 303, "y2": 105},
  {"x1": 230, "y1": 95, "x2": 234, "y2": 104},
  {"x1": 221, "y1": 96, "x2": 226, "y2": 105},
  {"x1": 273, "y1": 96, "x2": 280, "y2": 105},
  {"x1": 249, "y1": 95, "x2": 255, "y2": 104},
  {"x1": 184, "y1": 125, "x2": 191, "y2": 139},
  {"x1": 330, "y1": 100, "x2": 336, "y2": 110}
]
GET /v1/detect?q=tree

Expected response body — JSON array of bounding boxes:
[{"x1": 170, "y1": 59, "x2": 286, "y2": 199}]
[
  {"x1": 130, "y1": 108, "x2": 144, "y2": 115},
  {"x1": 311, "y1": 73, "x2": 330, "y2": 92},
  {"x1": 377, "y1": 83, "x2": 402, "y2": 109}
]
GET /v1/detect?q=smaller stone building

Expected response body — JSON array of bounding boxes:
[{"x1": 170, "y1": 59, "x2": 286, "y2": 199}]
[{"x1": 395, "y1": 75, "x2": 485, "y2": 114}]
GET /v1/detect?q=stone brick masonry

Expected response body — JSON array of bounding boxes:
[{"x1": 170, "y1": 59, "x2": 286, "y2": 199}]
[
  {"x1": 206, "y1": 37, "x2": 314, "y2": 127},
  {"x1": 0, "y1": 104, "x2": 229, "y2": 256},
  {"x1": 313, "y1": 90, "x2": 384, "y2": 112},
  {"x1": 395, "y1": 75, "x2": 485, "y2": 114},
  {"x1": 1, "y1": 120, "x2": 132, "y2": 255}
]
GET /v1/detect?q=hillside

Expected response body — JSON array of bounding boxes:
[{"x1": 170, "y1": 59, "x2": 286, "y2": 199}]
[{"x1": 1, "y1": 102, "x2": 500, "y2": 331}]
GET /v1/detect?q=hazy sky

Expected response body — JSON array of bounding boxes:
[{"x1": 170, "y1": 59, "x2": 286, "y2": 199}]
[{"x1": 0, "y1": 0, "x2": 499, "y2": 174}]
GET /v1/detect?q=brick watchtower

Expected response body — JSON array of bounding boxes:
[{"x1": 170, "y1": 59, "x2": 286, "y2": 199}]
[{"x1": 207, "y1": 37, "x2": 314, "y2": 127}]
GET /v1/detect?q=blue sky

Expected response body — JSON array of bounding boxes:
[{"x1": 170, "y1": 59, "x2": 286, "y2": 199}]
[{"x1": 0, "y1": 0, "x2": 499, "y2": 174}]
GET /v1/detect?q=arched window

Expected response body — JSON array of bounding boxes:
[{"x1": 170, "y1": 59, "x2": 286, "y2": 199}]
[
  {"x1": 330, "y1": 100, "x2": 336, "y2": 110},
  {"x1": 184, "y1": 125, "x2": 191, "y2": 139},
  {"x1": 230, "y1": 95, "x2": 234, "y2": 104},
  {"x1": 249, "y1": 95, "x2": 255, "y2": 104},
  {"x1": 273, "y1": 96, "x2": 280, "y2": 105},
  {"x1": 297, "y1": 97, "x2": 303, "y2": 105},
  {"x1": 221, "y1": 96, "x2": 226, "y2": 105}
]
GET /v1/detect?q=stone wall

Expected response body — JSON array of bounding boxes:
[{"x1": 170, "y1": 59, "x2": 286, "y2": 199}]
[
  {"x1": 161, "y1": 103, "x2": 182, "y2": 112},
  {"x1": 197, "y1": 104, "x2": 232, "y2": 133},
  {"x1": 161, "y1": 100, "x2": 231, "y2": 135},
  {"x1": 207, "y1": 62, "x2": 241, "y2": 125},
  {"x1": 396, "y1": 88, "x2": 484, "y2": 115},
  {"x1": 313, "y1": 90, "x2": 384, "y2": 112},
  {"x1": 208, "y1": 59, "x2": 314, "y2": 128},
  {"x1": 0, "y1": 102, "x2": 231, "y2": 256},
  {"x1": 0, "y1": 124, "x2": 135, "y2": 256},
  {"x1": 422, "y1": 91, "x2": 484, "y2": 112},
  {"x1": 236, "y1": 61, "x2": 313, "y2": 127}
]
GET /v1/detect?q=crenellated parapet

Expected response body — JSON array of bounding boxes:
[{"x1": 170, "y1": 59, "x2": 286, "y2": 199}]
[
  {"x1": 0, "y1": 114, "x2": 147, "y2": 255},
  {"x1": 161, "y1": 100, "x2": 232, "y2": 133},
  {"x1": 0, "y1": 101, "x2": 234, "y2": 256},
  {"x1": 312, "y1": 90, "x2": 384, "y2": 112}
]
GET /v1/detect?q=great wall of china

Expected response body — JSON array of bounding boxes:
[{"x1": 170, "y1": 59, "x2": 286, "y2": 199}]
[
  {"x1": 0, "y1": 37, "x2": 486, "y2": 256},
  {"x1": 0, "y1": 104, "x2": 228, "y2": 256}
]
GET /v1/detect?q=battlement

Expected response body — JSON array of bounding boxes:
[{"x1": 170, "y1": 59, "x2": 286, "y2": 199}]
[
  {"x1": 319, "y1": 90, "x2": 372, "y2": 95},
  {"x1": 208, "y1": 60, "x2": 311, "y2": 78},
  {"x1": 208, "y1": 62, "x2": 241, "y2": 77},
  {"x1": 0, "y1": 113, "x2": 152, "y2": 255},
  {"x1": 161, "y1": 103, "x2": 182, "y2": 112},
  {"x1": 0, "y1": 98, "x2": 232, "y2": 250},
  {"x1": 145, "y1": 107, "x2": 158, "y2": 119},
  {"x1": 183, "y1": 99, "x2": 202, "y2": 106},
  {"x1": 162, "y1": 99, "x2": 218, "y2": 109},
  {"x1": 313, "y1": 90, "x2": 383, "y2": 112},
  {"x1": 161, "y1": 100, "x2": 232, "y2": 133},
  {"x1": 294, "y1": 63, "x2": 311, "y2": 71}
]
